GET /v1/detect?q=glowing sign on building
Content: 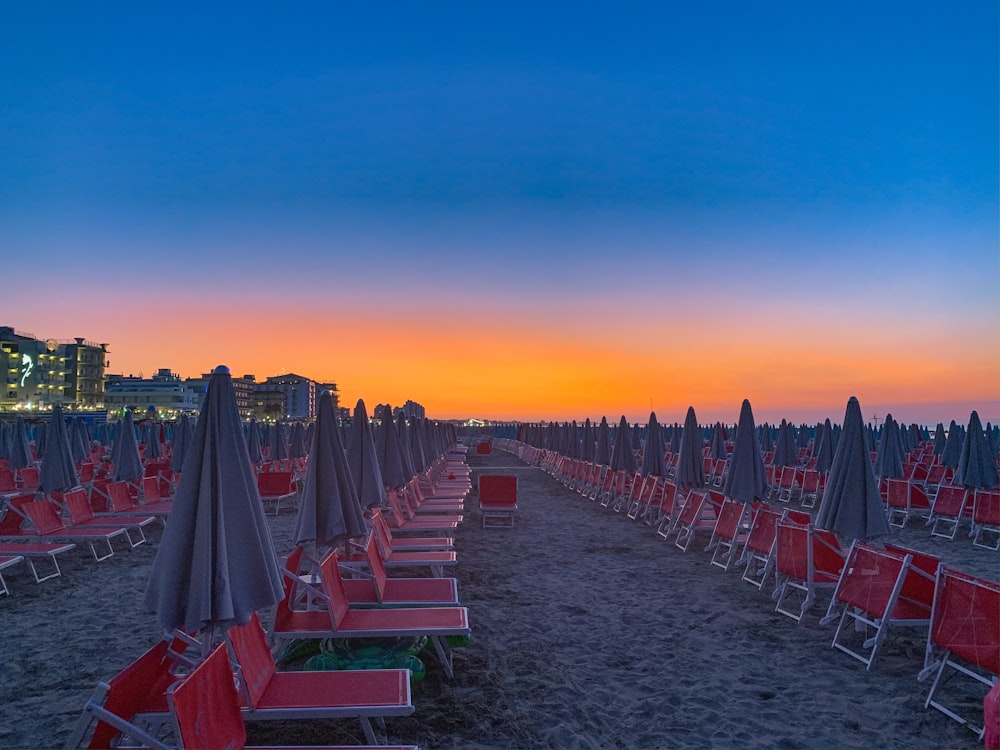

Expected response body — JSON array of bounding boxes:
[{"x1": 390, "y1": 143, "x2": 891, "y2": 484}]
[{"x1": 20, "y1": 354, "x2": 33, "y2": 387}]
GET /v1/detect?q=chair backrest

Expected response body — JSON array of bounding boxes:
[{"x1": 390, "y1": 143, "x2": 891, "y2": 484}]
[
  {"x1": 108, "y1": 482, "x2": 136, "y2": 512},
  {"x1": 659, "y1": 481, "x2": 678, "y2": 512},
  {"x1": 745, "y1": 507, "x2": 782, "y2": 554},
  {"x1": 775, "y1": 521, "x2": 810, "y2": 580},
  {"x1": 19, "y1": 466, "x2": 39, "y2": 490},
  {"x1": 884, "y1": 543, "x2": 939, "y2": 608},
  {"x1": 0, "y1": 468, "x2": 15, "y2": 493},
  {"x1": 886, "y1": 479, "x2": 909, "y2": 509},
  {"x1": 364, "y1": 534, "x2": 390, "y2": 603},
  {"x1": 678, "y1": 491, "x2": 706, "y2": 525},
  {"x1": 909, "y1": 482, "x2": 930, "y2": 510},
  {"x1": 974, "y1": 490, "x2": 1000, "y2": 525},
  {"x1": 929, "y1": 568, "x2": 1000, "y2": 675},
  {"x1": 64, "y1": 488, "x2": 96, "y2": 525},
  {"x1": 835, "y1": 542, "x2": 908, "y2": 618},
  {"x1": 142, "y1": 475, "x2": 161, "y2": 504},
  {"x1": 257, "y1": 471, "x2": 293, "y2": 497},
  {"x1": 0, "y1": 493, "x2": 34, "y2": 534},
  {"x1": 713, "y1": 499, "x2": 746, "y2": 540},
  {"x1": 169, "y1": 643, "x2": 246, "y2": 750},
  {"x1": 86, "y1": 639, "x2": 177, "y2": 749},
  {"x1": 23, "y1": 499, "x2": 66, "y2": 535},
  {"x1": 479, "y1": 475, "x2": 517, "y2": 506},
  {"x1": 226, "y1": 612, "x2": 276, "y2": 710},
  {"x1": 319, "y1": 549, "x2": 351, "y2": 628},
  {"x1": 932, "y1": 485, "x2": 968, "y2": 516}
]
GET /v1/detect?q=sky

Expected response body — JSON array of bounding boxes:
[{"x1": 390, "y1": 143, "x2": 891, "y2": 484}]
[{"x1": 1, "y1": 2, "x2": 997, "y2": 426}]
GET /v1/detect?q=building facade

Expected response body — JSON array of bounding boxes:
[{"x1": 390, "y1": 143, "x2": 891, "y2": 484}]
[
  {"x1": 255, "y1": 373, "x2": 317, "y2": 420},
  {"x1": 105, "y1": 369, "x2": 201, "y2": 419}
]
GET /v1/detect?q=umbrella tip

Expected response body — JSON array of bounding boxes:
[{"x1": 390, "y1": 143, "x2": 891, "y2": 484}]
[{"x1": 213, "y1": 365, "x2": 231, "y2": 375}]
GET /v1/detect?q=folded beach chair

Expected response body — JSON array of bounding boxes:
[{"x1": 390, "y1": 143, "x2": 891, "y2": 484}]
[
  {"x1": 886, "y1": 478, "x2": 932, "y2": 528},
  {"x1": 972, "y1": 490, "x2": 1000, "y2": 550},
  {"x1": 626, "y1": 475, "x2": 657, "y2": 520},
  {"x1": 799, "y1": 469, "x2": 824, "y2": 509},
  {"x1": 477, "y1": 474, "x2": 518, "y2": 528},
  {"x1": 256, "y1": 470, "x2": 297, "y2": 516},
  {"x1": 819, "y1": 542, "x2": 935, "y2": 671},
  {"x1": 271, "y1": 549, "x2": 470, "y2": 678},
  {"x1": 612, "y1": 471, "x2": 643, "y2": 513},
  {"x1": 775, "y1": 466, "x2": 802, "y2": 503},
  {"x1": 599, "y1": 470, "x2": 626, "y2": 509},
  {"x1": 673, "y1": 490, "x2": 722, "y2": 552},
  {"x1": 2, "y1": 497, "x2": 126, "y2": 561},
  {"x1": 384, "y1": 490, "x2": 461, "y2": 534},
  {"x1": 927, "y1": 485, "x2": 970, "y2": 540},
  {"x1": 919, "y1": 567, "x2": 1000, "y2": 740},
  {"x1": 288, "y1": 542, "x2": 460, "y2": 608},
  {"x1": 59, "y1": 487, "x2": 156, "y2": 548},
  {"x1": 225, "y1": 612, "x2": 414, "y2": 744},
  {"x1": 739, "y1": 506, "x2": 783, "y2": 588},
  {"x1": 654, "y1": 481, "x2": 682, "y2": 537},
  {"x1": 772, "y1": 520, "x2": 845, "y2": 622},
  {"x1": 369, "y1": 508, "x2": 453, "y2": 552},
  {"x1": 707, "y1": 498, "x2": 755, "y2": 570}
]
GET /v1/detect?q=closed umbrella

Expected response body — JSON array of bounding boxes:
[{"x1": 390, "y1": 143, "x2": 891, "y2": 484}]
[
  {"x1": 772, "y1": 420, "x2": 797, "y2": 468},
  {"x1": 245, "y1": 418, "x2": 263, "y2": 466},
  {"x1": 171, "y1": 414, "x2": 194, "y2": 474},
  {"x1": 954, "y1": 410, "x2": 999, "y2": 490},
  {"x1": 294, "y1": 390, "x2": 367, "y2": 555},
  {"x1": 723, "y1": 399, "x2": 767, "y2": 503},
  {"x1": 710, "y1": 422, "x2": 727, "y2": 460},
  {"x1": 346, "y1": 399, "x2": 386, "y2": 509},
  {"x1": 675, "y1": 406, "x2": 705, "y2": 490},
  {"x1": 873, "y1": 415, "x2": 904, "y2": 479},
  {"x1": 640, "y1": 412, "x2": 667, "y2": 477},
  {"x1": 594, "y1": 417, "x2": 612, "y2": 466},
  {"x1": 375, "y1": 403, "x2": 409, "y2": 490},
  {"x1": 814, "y1": 418, "x2": 834, "y2": 474},
  {"x1": 941, "y1": 421, "x2": 963, "y2": 468},
  {"x1": 111, "y1": 410, "x2": 144, "y2": 484},
  {"x1": 9, "y1": 417, "x2": 32, "y2": 471},
  {"x1": 932, "y1": 423, "x2": 947, "y2": 456},
  {"x1": 145, "y1": 366, "x2": 283, "y2": 653},
  {"x1": 396, "y1": 412, "x2": 416, "y2": 480},
  {"x1": 816, "y1": 396, "x2": 889, "y2": 542},
  {"x1": 38, "y1": 404, "x2": 78, "y2": 494},
  {"x1": 143, "y1": 421, "x2": 163, "y2": 460},
  {"x1": 580, "y1": 419, "x2": 595, "y2": 462},
  {"x1": 610, "y1": 416, "x2": 637, "y2": 473}
]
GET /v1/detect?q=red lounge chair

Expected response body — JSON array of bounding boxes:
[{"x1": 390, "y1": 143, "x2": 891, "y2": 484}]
[
  {"x1": 478, "y1": 474, "x2": 518, "y2": 528},
  {"x1": 5, "y1": 498, "x2": 127, "y2": 562},
  {"x1": 654, "y1": 481, "x2": 682, "y2": 538},
  {"x1": 17, "y1": 466, "x2": 39, "y2": 491},
  {"x1": 385, "y1": 489, "x2": 460, "y2": 534},
  {"x1": 672, "y1": 490, "x2": 721, "y2": 552},
  {"x1": 369, "y1": 507, "x2": 453, "y2": 552},
  {"x1": 707, "y1": 498, "x2": 755, "y2": 571},
  {"x1": 404, "y1": 478, "x2": 465, "y2": 512},
  {"x1": 820, "y1": 542, "x2": 935, "y2": 671},
  {"x1": 256, "y1": 470, "x2": 297, "y2": 517},
  {"x1": 740, "y1": 506, "x2": 784, "y2": 589},
  {"x1": 800, "y1": 469, "x2": 824, "y2": 509},
  {"x1": 972, "y1": 490, "x2": 1000, "y2": 550},
  {"x1": 225, "y1": 612, "x2": 414, "y2": 744},
  {"x1": 272, "y1": 549, "x2": 470, "y2": 678},
  {"x1": 350, "y1": 525, "x2": 456, "y2": 579},
  {"x1": 920, "y1": 567, "x2": 1000, "y2": 740},
  {"x1": 927, "y1": 485, "x2": 971, "y2": 540},
  {"x1": 886, "y1": 478, "x2": 932, "y2": 528},
  {"x1": 105, "y1": 480, "x2": 171, "y2": 522},
  {"x1": 287, "y1": 541, "x2": 460, "y2": 608},
  {"x1": 59, "y1": 488, "x2": 155, "y2": 548},
  {"x1": 772, "y1": 520, "x2": 845, "y2": 622}
]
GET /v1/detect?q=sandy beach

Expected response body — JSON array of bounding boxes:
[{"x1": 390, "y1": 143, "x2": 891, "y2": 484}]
[{"x1": 0, "y1": 443, "x2": 996, "y2": 750}]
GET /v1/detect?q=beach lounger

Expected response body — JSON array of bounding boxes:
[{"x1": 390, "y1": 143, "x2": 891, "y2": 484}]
[
  {"x1": 61, "y1": 487, "x2": 157, "y2": 548},
  {"x1": 772, "y1": 520, "x2": 845, "y2": 622},
  {"x1": 972, "y1": 490, "x2": 1000, "y2": 550},
  {"x1": 0, "y1": 553, "x2": 23, "y2": 595},
  {"x1": 820, "y1": 542, "x2": 934, "y2": 671},
  {"x1": 919, "y1": 567, "x2": 1000, "y2": 740},
  {"x1": 654, "y1": 481, "x2": 682, "y2": 537},
  {"x1": 673, "y1": 490, "x2": 721, "y2": 552},
  {"x1": 385, "y1": 489, "x2": 461, "y2": 534},
  {"x1": 707, "y1": 498, "x2": 755, "y2": 570},
  {"x1": 350, "y1": 527, "x2": 456, "y2": 579},
  {"x1": 927, "y1": 485, "x2": 970, "y2": 540},
  {"x1": 478, "y1": 474, "x2": 518, "y2": 528},
  {"x1": 256, "y1": 470, "x2": 297, "y2": 516},
  {"x1": 0, "y1": 541, "x2": 75, "y2": 583},
  {"x1": 886, "y1": 478, "x2": 931, "y2": 528},
  {"x1": 105, "y1": 480, "x2": 171, "y2": 522},
  {"x1": 288, "y1": 541, "x2": 460, "y2": 608},
  {"x1": 1, "y1": 497, "x2": 126, "y2": 562},
  {"x1": 369, "y1": 507, "x2": 453, "y2": 552},
  {"x1": 272, "y1": 548, "x2": 470, "y2": 678},
  {"x1": 739, "y1": 506, "x2": 783, "y2": 588},
  {"x1": 799, "y1": 469, "x2": 824, "y2": 509}
]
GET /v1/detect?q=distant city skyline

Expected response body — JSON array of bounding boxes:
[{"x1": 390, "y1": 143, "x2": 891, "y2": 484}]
[{"x1": 2, "y1": 3, "x2": 996, "y2": 425}]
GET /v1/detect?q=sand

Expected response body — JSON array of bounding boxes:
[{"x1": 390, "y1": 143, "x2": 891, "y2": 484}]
[{"x1": 0, "y1": 444, "x2": 996, "y2": 749}]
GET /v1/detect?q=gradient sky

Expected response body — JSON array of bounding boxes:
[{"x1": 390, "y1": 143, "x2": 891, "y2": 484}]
[{"x1": 2, "y1": 2, "x2": 997, "y2": 426}]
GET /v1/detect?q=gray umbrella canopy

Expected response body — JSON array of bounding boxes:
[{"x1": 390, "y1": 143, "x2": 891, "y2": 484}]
[
  {"x1": 814, "y1": 418, "x2": 835, "y2": 474},
  {"x1": 668, "y1": 424, "x2": 681, "y2": 454},
  {"x1": 143, "y1": 421, "x2": 163, "y2": 460},
  {"x1": 709, "y1": 422, "x2": 727, "y2": 460},
  {"x1": 38, "y1": 404, "x2": 79, "y2": 494},
  {"x1": 640, "y1": 412, "x2": 668, "y2": 477},
  {"x1": 758, "y1": 424, "x2": 774, "y2": 454},
  {"x1": 171, "y1": 414, "x2": 194, "y2": 474},
  {"x1": 375, "y1": 405, "x2": 409, "y2": 490},
  {"x1": 580, "y1": 419, "x2": 595, "y2": 462},
  {"x1": 346, "y1": 399, "x2": 386, "y2": 509},
  {"x1": 932, "y1": 423, "x2": 947, "y2": 456},
  {"x1": 675, "y1": 406, "x2": 705, "y2": 490},
  {"x1": 941, "y1": 420, "x2": 963, "y2": 468},
  {"x1": 723, "y1": 399, "x2": 767, "y2": 503},
  {"x1": 954, "y1": 410, "x2": 1000, "y2": 490},
  {"x1": 772, "y1": 420, "x2": 797, "y2": 468},
  {"x1": 564, "y1": 421, "x2": 580, "y2": 459},
  {"x1": 245, "y1": 418, "x2": 263, "y2": 466},
  {"x1": 294, "y1": 390, "x2": 367, "y2": 553},
  {"x1": 396, "y1": 412, "x2": 417, "y2": 479},
  {"x1": 816, "y1": 396, "x2": 890, "y2": 542},
  {"x1": 610, "y1": 416, "x2": 637, "y2": 473},
  {"x1": 145, "y1": 366, "x2": 283, "y2": 645},
  {"x1": 268, "y1": 423, "x2": 289, "y2": 462},
  {"x1": 111, "y1": 410, "x2": 144, "y2": 483},
  {"x1": 288, "y1": 423, "x2": 307, "y2": 459},
  {"x1": 873, "y1": 415, "x2": 904, "y2": 479},
  {"x1": 594, "y1": 417, "x2": 612, "y2": 466},
  {"x1": 69, "y1": 418, "x2": 89, "y2": 464},
  {"x1": 9, "y1": 417, "x2": 32, "y2": 471}
]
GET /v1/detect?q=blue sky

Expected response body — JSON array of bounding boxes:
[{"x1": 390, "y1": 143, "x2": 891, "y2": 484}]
[{"x1": 1, "y1": 2, "x2": 997, "y2": 422}]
